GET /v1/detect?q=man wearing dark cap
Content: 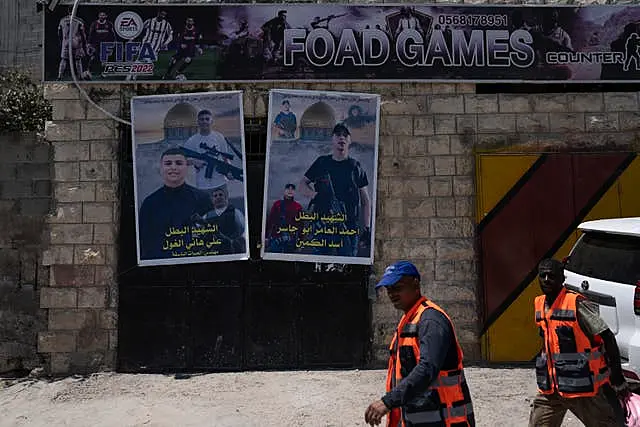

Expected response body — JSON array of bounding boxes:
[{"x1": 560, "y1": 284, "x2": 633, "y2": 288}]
[
  {"x1": 265, "y1": 183, "x2": 303, "y2": 253},
  {"x1": 364, "y1": 260, "x2": 475, "y2": 427},
  {"x1": 299, "y1": 123, "x2": 371, "y2": 257}
]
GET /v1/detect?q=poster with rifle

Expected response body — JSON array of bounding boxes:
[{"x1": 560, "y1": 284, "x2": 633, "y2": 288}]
[
  {"x1": 261, "y1": 89, "x2": 380, "y2": 265},
  {"x1": 131, "y1": 91, "x2": 249, "y2": 266}
]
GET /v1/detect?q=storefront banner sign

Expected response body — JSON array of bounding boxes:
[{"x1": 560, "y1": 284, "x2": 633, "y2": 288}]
[
  {"x1": 44, "y1": 4, "x2": 640, "y2": 83},
  {"x1": 131, "y1": 91, "x2": 250, "y2": 266},
  {"x1": 261, "y1": 89, "x2": 381, "y2": 265}
]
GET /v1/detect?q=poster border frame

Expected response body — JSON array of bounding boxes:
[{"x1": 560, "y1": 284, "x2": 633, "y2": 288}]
[
  {"x1": 130, "y1": 89, "x2": 250, "y2": 267},
  {"x1": 42, "y1": 2, "x2": 640, "y2": 85},
  {"x1": 260, "y1": 88, "x2": 381, "y2": 266}
]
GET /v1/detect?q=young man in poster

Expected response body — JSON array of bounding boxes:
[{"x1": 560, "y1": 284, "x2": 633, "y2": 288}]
[
  {"x1": 138, "y1": 148, "x2": 213, "y2": 260},
  {"x1": 299, "y1": 123, "x2": 371, "y2": 257},
  {"x1": 182, "y1": 109, "x2": 234, "y2": 197}
]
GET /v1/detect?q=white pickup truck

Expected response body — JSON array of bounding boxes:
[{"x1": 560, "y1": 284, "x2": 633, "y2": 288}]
[{"x1": 563, "y1": 217, "x2": 640, "y2": 385}]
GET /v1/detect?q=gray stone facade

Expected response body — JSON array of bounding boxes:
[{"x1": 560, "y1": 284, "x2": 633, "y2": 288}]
[{"x1": 3, "y1": 0, "x2": 640, "y2": 374}]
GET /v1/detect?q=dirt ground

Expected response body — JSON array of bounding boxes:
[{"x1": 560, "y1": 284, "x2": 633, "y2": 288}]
[{"x1": 0, "y1": 367, "x2": 586, "y2": 426}]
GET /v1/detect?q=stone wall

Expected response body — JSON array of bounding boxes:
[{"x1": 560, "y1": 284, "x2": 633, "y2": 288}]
[
  {"x1": 40, "y1": 85, "x2": 121, "y2": 374},
  {"x1": 0, "y1": 132, "x2": 51, "y2": 373}
]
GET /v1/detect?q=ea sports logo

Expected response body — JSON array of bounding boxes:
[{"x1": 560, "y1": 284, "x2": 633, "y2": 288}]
[{"x1": 115, "y1": 11, "x2": 143, "y2": 40}]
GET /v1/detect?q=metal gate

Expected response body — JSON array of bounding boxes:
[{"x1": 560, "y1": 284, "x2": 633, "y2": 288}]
[{"x1": 117, "y1": 116, "x2": 373, "y2": 372}]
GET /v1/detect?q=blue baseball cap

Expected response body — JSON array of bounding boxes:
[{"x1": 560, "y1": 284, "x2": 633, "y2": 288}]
[{"x1": 376, "y1": 260, "x2": 421, "y2": 289}]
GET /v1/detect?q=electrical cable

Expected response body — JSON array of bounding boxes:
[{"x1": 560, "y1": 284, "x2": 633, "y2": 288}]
[{"x1": 68, "y1": 0, "x2": 131, "y2": 126}]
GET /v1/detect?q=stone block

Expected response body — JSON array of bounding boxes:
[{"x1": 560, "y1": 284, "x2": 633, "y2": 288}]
[
  {"x1": 381, "y1": 198, "x2": 403, "y2": 218},
  {"x1": 434, "y1": 115, "x2": 456, "y2": 135},
  {"x1": 456, "y1": 115, "x2": 477, "y2": 134},
  {"x1": 516, "y1": 113, "x2": 550, "y2": 133},
  {"x1": 45, "y1": 122, "x2": 80, "y2": 142},
  {"x1": 531, "y1": 94, "x2": 568, "y2": 112},
  {"x1": 86, "y1": 100, "x2": 121, "y2": 120},
  {"x1": 38, "y1": 331, "x2": 76, "y2": 353},
  {"x1": 429, "y1": 176, "x2": 453, "y2": 196},
  {"x1": 403, "y1": 158, "x2": 434, "y2": 176},
  {"x1": 44, "y1": 84, "x2": 81, "y2": 100},
  {"x1": 47, "y1": 203, "x2": 82, "y2": 223},
  {"x1": 78, "y1": 287, "x2": 107, "y2": 308},
  {"x1": 428, "y1": 95, "x2": 464, "y2": 114},
  {"x1": 51, "y1": 265, "x2": 95, "y2": 287},
  {"x1": 604, "y1": 93, "x2": 638, "y2": 111},
  {"x1": 77, "y1": 330, "x2": 109, "y2": 352},
  {"x1": 455, "y1": 156, "x2": 474, "y2": 175},
  {"x1": 95, "y1": 266, "x2": 115, "y2": 287},
  {"x1": 96, "y1": 182, "x2": 117, "y2": 202},
  {"x1": 52, "y1": 100, "x2": 86, "y2": 121},
  {"x1": 397, "y1": 136, "x2": 427, "y2": 156},
  {"x1": 434, "y1": 156, "x2": 456, "y2": 176},
  {"x1": 401, "y1": 82, "x2": 431, "y2": 95},
  {"x1": 41, "y1": 246, "x2": 74, "y2": 265},
  {"x1": 404, "y1": 218, "x2": 430, "y2": 238},
  {"x1": 550, "y1": 113, "x2": 585, "y2": 132},
  {"x1": 53, "y1": 142, "x2": 90, "y2": 162},
  {"x1": 40, "y1": 287, "x2": 77, "y2": 308},
  {"x1": 90, "y1": 142, "x2": 115, "y2": 161},
  {"x1": 455, "y1": 197, "x2": 475, "y2": 217},
  {"x1": 402, "y1": 239, "x2": 436, "y2": 259},
  {"x1": 18, "y1": 199, "x2": 51, "y2": 217},
  {"x1": 435, "y1": 197, "x2": 456, "y2": 217},
  {"x1": 619, "y1": 112, "x2": 640, "y2": 130},
  {"x1": 586, "y1": 113, "x2": 619, "y2": 132},
  {"x1": 453, "y1": 176, "x2": 475, "y2": 196},
  {"x1": 386, "y1": 219, "x2": 405, "y2": 238},
  {"x1": 49, "y1": 224, "x2": 93, "y2": 244},
  {"x1": 431, "y1": 84, "x2": 457, "y2": 94},
  {"x1": 464, "y1": 94, "x2": 498, "y2": 113},
  {"x1": 400, "y1": 178, "x2": 429, "y2": 197},
  {"x1": 436, "y1": 239, "x2": 475, "y2": 260},
  {"x1": 383, "y1": 116, "x2": 413, "y2": 136},
  {"x1": 413, "y1": 116, "x2": 434, "y2": 136},
  {"x1": 498, "y1": 94, "x2": 531, "y2": 113},
  {"x1": 435, "y1": 260, "x2": 455, "y2": 281},
  {"x1": 83, "y1": 202, "x2": 113, "y2": 223},
  {"x1": 15, "y1": 163, "x2": 52, "y2": 180},
  {"x1": 405, "y1": 198, "x2": 436, "y2": 218},
  {"x1": 477, "y1": 114, "x2": 515, "y2": 133},
  {"x1": 430, "y1": 218, "x2": 474, "y2": 238},
  {"x1": 50, "y1": 353, "x2": 71, "y2": 374},
  {"x1": 54, "y1": 162, "x2": 79, "y2": 181},
  {"x1": 80, "y1": 161, "x2": 112, "y2": 181},
  {"x1": 74, "y1": 245, "x2": 106, "y2": 265},
  {"x1": 48, "y1": 309, "x2": 91, "y2": 330},
  {"x1": 379, "y1": 135, "x2": 394, "y2": 157},
  {"x1": 450, "y1": 135, "x2": 474, "y2": 154},
  {"x1": 381, "y1": 97, "x2": 425, "y2": 115},
  {"x1": 426, "y1": 135, "x2": 450, "y2": 155},
  {"x1": 81, "y1": 121, "x2": 115, "y2": 140},
  {"x1": 567, "y1": 93, "x2": 604, "y2": 112},
  {"x1": 93, "y1": 224, "x2": 115, "y2": 244},
  {"x1": 55, "y1": 182, "x2": 96, "y2": 202}
]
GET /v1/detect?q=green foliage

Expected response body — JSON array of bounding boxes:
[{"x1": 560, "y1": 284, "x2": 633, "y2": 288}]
[{"x1": 0, "y1": 70, "x2": 52, "y2": 133}]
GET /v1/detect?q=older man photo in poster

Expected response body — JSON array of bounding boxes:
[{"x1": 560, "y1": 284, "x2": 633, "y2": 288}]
[
  {"x1": 261, "y1": 89, "x2": 380, "y2": 265},
  {"x1": 131, "y1": 91, "x2": 249, "y2": 266}
]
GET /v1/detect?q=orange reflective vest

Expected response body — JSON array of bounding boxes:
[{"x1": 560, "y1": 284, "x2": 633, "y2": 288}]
[
  {"x1": 534, "y1": 287, "x2": 610, "y2": 398},
  {"x1": 386, "y1": 297, "x2": 474, "y2": 427}
]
